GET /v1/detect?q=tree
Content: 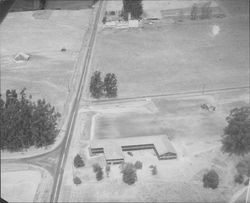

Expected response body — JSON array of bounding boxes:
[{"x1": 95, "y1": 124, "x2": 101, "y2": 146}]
[
  {"x1": 96, "y1": 168, "x2": 103, "y2": 181},
  {"x1": 191, "y1": 3, "x2": 198, "y2": 20},
  {"x1": 93, "y1": 163, "x2": 102, "y2": 173},
  {"x1": 74, "y1": 154, "x2": 85, "y2": 168},
  {"x1": 121, "y1": 163, "x2": 137, "y2": 185},
  {"x1": 152, "y1": 166, "x2": 158, "y2": 175},
  {"x1": 89, "y1": 71, "x2": 104, "y2": 99},
  {"x1": 73, "y1": 176, "x2": 82, "y2": 185},
  {"x1": 123, "y1": 0, "x2": 143, "y2": 20},
  {"x1": 200, "y1": 2, "x2": 212, "y2": 19},
  {"x1": 203, "y1": 170, "x2": 219, "y2": 189},
  {"x1": 221, "y1": 107, "x2": 250, "y2": 156},
  {"x1": 104, "y1": 73, "x2": 117, "y2": 98},
  {"x1": 234, "y1": 174, "x2": 244, "y2": 184},
  {"x1": 134, "y1": 161, "x2": 142, "y2": 169},
  {"x1": 0, "y1": 88, "x2": 61, "y2": 151},
  {"x1": 236, "y1": 159, "x2": 250, "y2": 177},
  {"x1": 105, "y1": 165, "x2": 110, "y2": 177}
]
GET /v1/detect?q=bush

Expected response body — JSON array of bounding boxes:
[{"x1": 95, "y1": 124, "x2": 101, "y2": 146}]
[
  {"x1": 203, "y1": 170, "x2": 219, "y2": 189},
  {"x1": 134, "y1": 161, "x2": 143, "y2": 169},
  {"x1": 74, "y1": 154, "x2": 85, "y2": 168},
  {"x1": 73, "y1": 176, "x2": 82, "y2": 185},
  {"x1": 234, "y1": 174, "x2": 244, "y2": 184},
  {"x1": 121, "y1": 163, "x2": 137, "y2": 185}
]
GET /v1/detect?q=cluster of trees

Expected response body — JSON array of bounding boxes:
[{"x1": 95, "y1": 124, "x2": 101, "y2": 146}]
[
  {"x1": 203, "y1": 170, "x2": 219, "y2": 189},
  {"x1": 74, "y1": 154, "x2": 85, "y2": 168},
  {"x1": 93, "y1": 163, "x2": 104, "y2": 181},
  {"x1": 190, "y1": 3, "x2": 212, "y2": 20},
  {"x1": 121, "y1": 163, "x2": 137, "y2": 185},
  {"x1": 234, "y1": 159, "x2": 250, "y2": 185},
  {"x1": 221, "y1": 106, "x2": 250, "y2": 156},
  {"x1": 0, "y1": 89, "x2": 61, "y2": 152},
  {"x1": 90, "y1": 71, "x2": 118, "y2": 99},
  {"x1": 122, "y1": 0, "x2": 143, "y2": 20}
]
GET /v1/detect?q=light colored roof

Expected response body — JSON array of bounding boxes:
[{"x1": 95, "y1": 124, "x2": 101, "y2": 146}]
[
  {"x1": 91, "y1": 135, "x2": 176, "y2": 160},
  {"x1": 106, "y1": 0, "x2": 123, "y2": 12}
]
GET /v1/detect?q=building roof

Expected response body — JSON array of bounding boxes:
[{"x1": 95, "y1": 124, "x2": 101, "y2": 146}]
[{"x1": 90, "y1": 135, "x2": 176, "y2": 161}]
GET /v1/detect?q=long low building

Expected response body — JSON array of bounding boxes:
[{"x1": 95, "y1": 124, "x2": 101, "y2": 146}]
[{"x1": 90, "y1": 135, "x2": 177, "y2": 164}]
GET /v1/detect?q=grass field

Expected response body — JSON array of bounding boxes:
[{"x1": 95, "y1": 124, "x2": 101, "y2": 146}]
[
  {"x1": 88, "y1": 0, "x2": 249, "y2": 99},
  {"x1": 1, "y1": 170, "x2": 41, "y2": 202},
  {"x1": 1, "y1": 9, "x2": 92, "y2": 113}
]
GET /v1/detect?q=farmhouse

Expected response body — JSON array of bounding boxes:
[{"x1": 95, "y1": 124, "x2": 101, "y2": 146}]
[{"x1": 90, "y1": 135, "x2": 177, "y2": 164}]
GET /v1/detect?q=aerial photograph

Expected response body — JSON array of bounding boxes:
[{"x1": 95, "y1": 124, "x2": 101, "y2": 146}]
[{"x1": 0, "y1": 0, "x2": 249, "y2": 202}]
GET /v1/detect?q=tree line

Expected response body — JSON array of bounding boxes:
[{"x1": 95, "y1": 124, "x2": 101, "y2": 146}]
[
  {"x1": 0, "y1": 88, "x2": 61, "y2": 152},
  {"x1": 90, "y1": 71, "x2": 118, "y2": 99}
]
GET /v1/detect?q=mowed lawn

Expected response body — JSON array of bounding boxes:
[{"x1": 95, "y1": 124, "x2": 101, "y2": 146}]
[{"x1": 90, "y1": 0, "x2": 249, "y2": 99}]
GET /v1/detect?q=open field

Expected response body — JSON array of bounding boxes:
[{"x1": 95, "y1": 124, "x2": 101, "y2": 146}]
[
  {"x1": 0, "y1": 9, "x2": 91, "y2": 113},
  {"x1": 88, "y1": 0, "x2": 249, "y2": 99}
]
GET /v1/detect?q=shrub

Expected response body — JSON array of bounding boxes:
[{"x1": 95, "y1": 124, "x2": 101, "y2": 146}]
[
  {"x1": 203, "y1": 170, "x2": 219, "y2": 189},
  {"x1": 121, "y1": 163, "x2": 137, "y2": 185},
  {"x1": 74, "y1": 154, "x2": 85, "y2": 168},
  {"x1": 234, "y1": 174, "x2": 244, "y2": 184},
  {"x1": 73, "y1": 176, "x2": 82, "y2": 185},
  {"x1": 134, "y1": 161, "x2": 143, "y2": 169}
]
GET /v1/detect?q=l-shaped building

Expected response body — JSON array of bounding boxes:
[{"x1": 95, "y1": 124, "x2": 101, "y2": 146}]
[{"x1": 89, "y1": 135, "x2": 177, "y2": 164}]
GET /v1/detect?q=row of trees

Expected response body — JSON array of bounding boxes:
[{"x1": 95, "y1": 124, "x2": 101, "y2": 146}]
[
  {"x1": 122, "y1": 0, "x2": 143, "y2": 20},
  {"x1": 90, "y1": 71, "x2": 118, "y2": 99},
  {"x1": 191, "y1": 3, "x2": 212, "y2": 20},
  {"x1": 0, "y1": 89, "x2": 61, "y2": 151}
]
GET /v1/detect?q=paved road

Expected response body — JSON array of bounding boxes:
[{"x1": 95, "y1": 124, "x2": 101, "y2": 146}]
[{"x1": 49, "y1": 1, "x2": 104, "y2": 202}]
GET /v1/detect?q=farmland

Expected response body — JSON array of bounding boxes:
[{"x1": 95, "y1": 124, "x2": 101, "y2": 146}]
[
  {"x1": 1, "y1": 8, "x2": 92, "y2": 113},
  {"x1": 88, "y1": 0, "x2": 249, "y2": 99}
]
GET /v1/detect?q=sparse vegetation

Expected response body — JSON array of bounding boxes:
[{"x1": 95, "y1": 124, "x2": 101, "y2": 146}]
[
  {"x1": 203, "y1": 170, "x2": 219, "y2": 189},
  {"x1": 0, "y1": 88, "x2": 61, "y2": 152},
  {"x1": 74, "y1": 154, "x2": 85, "y2": 168},
  {"x1": 221, "y1": 106, "x2": 250, "y2": 156},
  {"x1": 73, "y1": 176, "x2": 82, "y2": 185},
  {"x1": 134, "y1": 161, "x2": 143, "y2": 169},
  {"x1": 121, "y1": 163, "x2": 137, "y2": 185},
  {"x1": 122, "y1": 0, "x2": 143, "y2": 20}
]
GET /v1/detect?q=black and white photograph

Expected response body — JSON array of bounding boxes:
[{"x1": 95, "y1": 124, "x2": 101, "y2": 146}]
[{"x1": 0, "y1": 0, "x2": 249, "y2": 202}]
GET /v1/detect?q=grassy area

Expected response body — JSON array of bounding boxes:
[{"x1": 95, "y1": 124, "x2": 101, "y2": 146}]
[
  {"x1": 88, "y1": 0, "x2": 249, "y2": 99},
  {"x1": 1, "y1": 9, "x2": 91, "y2": 113}
]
